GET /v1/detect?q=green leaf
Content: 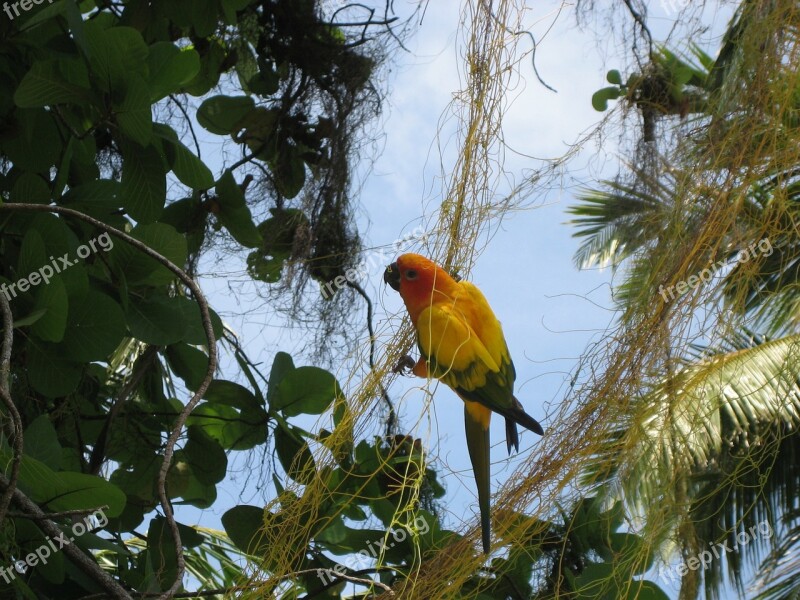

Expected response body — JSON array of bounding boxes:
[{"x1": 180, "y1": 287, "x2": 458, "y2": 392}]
[
  {"x1": 204, "y1": 380, "x2": 261, "y2": 411},
  {"x1": 188, "y1": 403, "x2": 267, "y2": 451},
  {"x1": 275, "y1": 426, "x2": 315, "y2": 484},
  {"x1": 11, "y1": 172, "x2": 50, "y2": 204},
  {"x1": 215, "y1": 170, "x2": 262, "y2": 247},
  {"x1": 147, "y1": 43, "x2": 201, "y2": 101},
  {"x1": 197, "y1": 95, "x2": 255, "y2": 134},
  {"x1": 23, "y1": 416, "x2": 62, "y2": 469},
  {"x1": 184, "y1": 426, "x2": 227, "y2": 485},
  {"x1": 272, "y1": 366, "x2": 342, "y2": 417},
  {"x1": 3, "y1": 109, "x2": 62, "y2": 172},
  {"x1": 61, "y1": 290, "x2": 126, "y2": 362},
  {"x1": 14, "y1": 60, "x2": 91, "y2": 107},
  {"x1": 246, "y1": 251, "x2": 286, "y2": 283},
  {"x1": 592, "y1": 86, "x2": 622, "y2": 111},
  {"x1": 107, "y1": 223, "x2": 187, "y2": 287},
  {"x1": 274, "y1": 142, "x2": 306, "y2": 198},
  {"x1": 0, "y1": 448, "x2": 126, "y2": 517},
  {"x1": 114, "y1": 74, "x2": 153, "y2": 145},
  {"x1": 166, "y1": 343, "x2": 209, "y2": 391},
  {"x1": 147, "y1": 516, "x2": 177, "y2": 590},
  {"x1": 61, "y1": 180, "x2": 124, "y2": 217},
  {"x1": 178, "y1": 297, "x2": 223, "y2": 345},
  {"x1": 154, "y1": 125, "x2": 214, "y2": 190},
  {"x1": 47, "y1": 472, "x2": 127, "y2": 517},
  {"x1": 127, "y1": 293, "x2": 188, "y2": 345},
  {"x1": 221, "y1": 505, "x2": 267, "y2": 555},
  {"x1": 85, "y1": 23, "x2": 148, "y2": 90},
  {"x1": 120, "y1": 142, "x2": 166, "y2": 223},
  {"x1": 268, "y1": 352, "x2": 295, "y2": 404},
  {"x1": 606, "y1": 69, "x2": 623, "y2": 85},
  {"x1": 26, "y1": 340, "x2": 82, "y2": 396}
]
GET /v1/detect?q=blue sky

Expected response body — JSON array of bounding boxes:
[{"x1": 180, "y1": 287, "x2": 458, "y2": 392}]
[{"x1": 180, "y1": 1, "x2": 739, "y2": 595}]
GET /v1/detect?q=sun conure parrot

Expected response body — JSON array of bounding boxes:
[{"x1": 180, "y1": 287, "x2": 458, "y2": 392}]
[{"x1": 383, "y1": 253, "x2": 543, "y2": 554}]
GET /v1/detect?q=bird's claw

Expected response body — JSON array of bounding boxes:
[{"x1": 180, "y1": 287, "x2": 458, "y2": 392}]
[{"x1": 393, "y1": 355, "x2": 415, "y2": 375}]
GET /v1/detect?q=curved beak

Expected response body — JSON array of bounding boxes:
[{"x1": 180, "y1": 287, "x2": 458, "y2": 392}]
[{"x1": 383, "y1": 262, "x2": 400, "y2": 291}]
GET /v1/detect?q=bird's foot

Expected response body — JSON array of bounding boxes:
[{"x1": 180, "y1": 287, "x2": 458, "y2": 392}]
[{"x1": 392, "y1": 355, "x2": 416, "y2": 375}]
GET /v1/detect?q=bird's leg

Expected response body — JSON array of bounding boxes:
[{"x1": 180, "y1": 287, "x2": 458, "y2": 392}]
[{"x1": 392, "y1": 354, "x2": 416, "y2": 375}]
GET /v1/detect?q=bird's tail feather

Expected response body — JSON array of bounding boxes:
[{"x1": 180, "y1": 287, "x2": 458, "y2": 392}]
[
  {"x1": 464, "y1": 404, "x2": 492, "y2": 554},
  {"x1": 507, "y1": 396, "x2": 544, "y2": 437},
  {"x1": 504, "y1": 418, "x2": 519, "y2": 454}
]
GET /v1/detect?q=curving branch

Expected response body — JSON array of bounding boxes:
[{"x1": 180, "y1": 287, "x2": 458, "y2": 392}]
[
  {"x1": 0, "y1": 290, "x2": 22, "y2": 524},
  {"x1": 0, "y1": 475, "x2": 134, "y2": 599},
  {"x1": 0, "y1": 203, "x2": 218, "y2": 600}
]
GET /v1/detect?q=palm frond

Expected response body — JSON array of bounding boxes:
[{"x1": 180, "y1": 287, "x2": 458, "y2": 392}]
[{"x1": 583, "y1": 334, "x2": 800, "y2": 598}]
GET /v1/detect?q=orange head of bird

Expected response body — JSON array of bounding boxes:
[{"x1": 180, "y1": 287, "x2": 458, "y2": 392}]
[{"x1": 383, "y1": 254, "x2": 459, "y2": 321}]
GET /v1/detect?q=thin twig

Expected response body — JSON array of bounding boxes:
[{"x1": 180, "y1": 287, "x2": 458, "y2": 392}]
[
  {"x1": 0, "y1": 291, "x2": 22, "y2": 524},
  {"x1": 6, "y1": 505, "x2": 108, "y2": 520},
  {"x1": 346, "y1": 280, "x2": 397, "y2": 436},
  {"x1": 0, "y1": 203, "x2": 218, "y2": 600},
  {"x1": 294, "y1": 568, "x2": 394, "y2": 596}
]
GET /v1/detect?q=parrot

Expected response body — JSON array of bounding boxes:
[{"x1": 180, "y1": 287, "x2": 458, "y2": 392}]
[{"x1": 383, "y1": 253, "x2": 543, "y2": 554}]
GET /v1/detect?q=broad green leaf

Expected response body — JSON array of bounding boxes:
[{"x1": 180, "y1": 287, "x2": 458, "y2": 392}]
[
  {"x1": 2, "y1": 109, "x2": 61, "y2": 172},
  {"x1": 165, "y1": 343, "x2": 209, "y2": 391},
  {"x1": 10, "y1": 172, "x2": 50, "y2": 204},
  {"x1": 85, "y1": 23, "x2": 148, "y2": 90},
  {"x1": 127, "y1": 293, "x2": 188, "y2": 345},
  {"x1": 178, "y1": 297, "x2": 223, "y2": 345},
  {"x1": 147, "y1": 516, "x2": 177, "y2": 590},
  {"x1": 23, "y1": 416, "x2": 62, "y2": 469},
  {"x1": 120, "y1": 142, "x2": 166, "y2": 223},
  {"x1": 204, "y1": 380, "x2": 261, "y2": 411},
  {"x1": 0, "y1": 449, "x2": 126, "y2": 517},
  {"x1": 275, "y1": 423, "x2": 315, "y2": 484},
  {"x1": 114, "y1": 74, "x2": 153, "y2": 145},
  {"x1": 184, "y1": 426, "x2": 227, "y2": 485},
  {"x1": 273, "y1": 366, "x2": 341, "y2": 417},
  {"x1": 197, "y1": 95, "x2": 254, "y2": 134},
  {"x1": 147, "y1": 43, "x2": 201, "y2": 101},
  {"x1": 188, "y1": 0, "x2": 218, "y2": 36},
  {"x1": 61, "y1": 180, "x2": 124, "y2": 217},
  {"x1": 170, "y1": 140, "x2": 214, "y2": 189},
  {"x1": 188, "y1": 403, "x2": 267, "y2": 451},
  {"x1": 61, "y1": 290, "x2": 126, "y2": 362},
  {"x1": 154, "y1": 125, "x2": 214, "y2": 190},
  {"x1": 107, "y1": 222, "x2": 187, "y2": 287},
  {"x1": 221, "y1": 505, "x2": 268, "y2": 555},
  {"x1": 26, "y1": 340, "x2": 82, "y2": 396},
  {"x1": 215, "y1": 170, "x2": 262, "y2": 247},
  {"x1": 274, "y1": 142, "x2": 306, "y2": 198},
  {"x1": 14, "y1": 60, "x2": 91, "y2": 107},
  {"x1": 268, "y1": 352, "x2": 295, "y2": 404}
]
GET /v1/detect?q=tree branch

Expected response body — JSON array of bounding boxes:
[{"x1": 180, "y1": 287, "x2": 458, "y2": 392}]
[{"x1": 0, "y1": 290, "x2": 22, "y2": 524}]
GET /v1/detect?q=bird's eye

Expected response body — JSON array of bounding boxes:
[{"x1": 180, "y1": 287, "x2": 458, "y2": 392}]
[{"x1": 405, "y1": 269, "x2": 418, "y2": 280}]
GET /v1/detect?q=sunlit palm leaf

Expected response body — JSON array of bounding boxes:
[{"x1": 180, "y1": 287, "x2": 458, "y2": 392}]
[{"x1": 584, "y1": 333, "x2": 800, "y2": 598}]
